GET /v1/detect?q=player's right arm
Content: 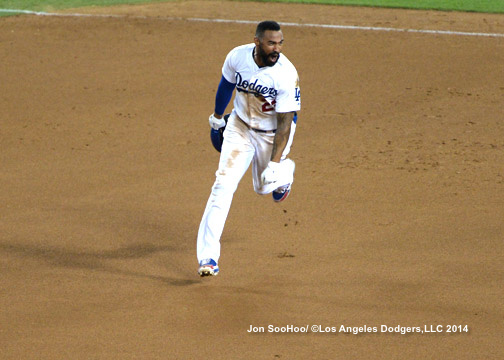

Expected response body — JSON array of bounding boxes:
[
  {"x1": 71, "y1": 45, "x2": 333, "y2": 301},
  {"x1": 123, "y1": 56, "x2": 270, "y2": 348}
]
[
  {"x1": 214, "y1": 47, "x2": 240, "y2": 118},
  {"x1": 210, "y1": 48, "x2": 237, "y2": 127},
  {"x1": 213, "y1": 76, "x2": 235, "y2": 119}
]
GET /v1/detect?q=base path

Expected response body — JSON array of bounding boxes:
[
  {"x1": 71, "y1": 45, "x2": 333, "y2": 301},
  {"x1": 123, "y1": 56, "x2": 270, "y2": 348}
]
[{"x1": 1, "y1": 1, "x2": 503, "y2": 359}]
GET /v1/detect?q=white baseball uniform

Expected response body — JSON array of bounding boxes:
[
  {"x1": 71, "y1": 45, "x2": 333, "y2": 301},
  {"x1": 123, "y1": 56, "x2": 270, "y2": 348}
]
[{"x1": 197, "y1": 43, "x2": 301, "y2": 263}]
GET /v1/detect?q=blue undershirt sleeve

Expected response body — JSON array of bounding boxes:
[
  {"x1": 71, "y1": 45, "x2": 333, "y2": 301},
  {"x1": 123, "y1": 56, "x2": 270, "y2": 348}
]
[{"x1": 214, "y1": 75, "x2": 235, "y2": 116}]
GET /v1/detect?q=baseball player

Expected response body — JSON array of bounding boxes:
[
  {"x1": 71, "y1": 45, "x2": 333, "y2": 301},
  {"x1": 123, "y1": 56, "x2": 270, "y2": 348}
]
[{"x1": 197, "y1": 20, "x2": 301, "y2": 277}]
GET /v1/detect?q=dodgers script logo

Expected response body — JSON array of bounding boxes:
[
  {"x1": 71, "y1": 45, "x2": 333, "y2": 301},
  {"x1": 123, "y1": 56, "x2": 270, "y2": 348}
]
[{"x1": 235, "y1": 72, "x2": 278, "y2": 98}]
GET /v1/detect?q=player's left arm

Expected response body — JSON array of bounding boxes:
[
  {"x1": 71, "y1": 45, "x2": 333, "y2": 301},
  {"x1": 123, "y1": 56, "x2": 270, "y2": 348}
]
[
  {"x1": 270, "y1": 111, "x2": 294, "y2": 163},
  {"x1": 270, "y1": 70, "x2": 300, "y2": 162}
]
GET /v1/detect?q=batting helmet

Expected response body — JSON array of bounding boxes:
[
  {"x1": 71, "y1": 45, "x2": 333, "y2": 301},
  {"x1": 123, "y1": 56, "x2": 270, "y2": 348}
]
[{"x1": 210, "y1": 113, "x2": 230, "y2": 152}]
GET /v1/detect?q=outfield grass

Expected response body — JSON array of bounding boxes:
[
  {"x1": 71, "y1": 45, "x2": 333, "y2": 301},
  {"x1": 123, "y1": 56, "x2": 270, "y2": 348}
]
[
  {"x1": 239, "y1": 0, "x2": 504, "y2": 13},
  {"x1": 0, "y1": 0, "x2": 172, "y2": 12},
  {"x1": 0, "y1": 0, "x2": 503, "y2": 14}
]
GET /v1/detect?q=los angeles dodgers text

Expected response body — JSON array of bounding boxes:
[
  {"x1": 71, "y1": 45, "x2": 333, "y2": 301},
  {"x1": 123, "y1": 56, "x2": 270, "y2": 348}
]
[{"x1": 235, "y1": 72, "x2": 278, "y2": 98}]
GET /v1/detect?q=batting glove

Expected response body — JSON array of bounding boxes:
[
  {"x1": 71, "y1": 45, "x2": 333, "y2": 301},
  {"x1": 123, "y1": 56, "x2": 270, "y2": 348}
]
[
  {"x1": 209, "y1": 114, "x2": 226, "y2": 130},
  {"x1": 261, "y1": 161, "x2": 282, "y2": 186}
]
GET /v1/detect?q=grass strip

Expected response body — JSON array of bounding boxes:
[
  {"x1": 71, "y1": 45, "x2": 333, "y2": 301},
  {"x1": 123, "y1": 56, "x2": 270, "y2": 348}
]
[
  {"x1": 0, "y1": 0, "x2": 172, "y2": 12},
  {"x1": 1, "y1": 0, "x2": 503, "y2": 14},
  {"x1": 235, "y1": 0, "x2": 504, "y2": 13}
]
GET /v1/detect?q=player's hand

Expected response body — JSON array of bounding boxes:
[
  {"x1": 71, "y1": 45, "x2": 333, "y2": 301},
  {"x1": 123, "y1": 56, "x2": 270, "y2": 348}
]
[
  {"x1": 209, "y1": 114, "x2": 226, "y2": 130},
  {"x1": 261, "y1": 161, "x2": 282, "y2": 185}
]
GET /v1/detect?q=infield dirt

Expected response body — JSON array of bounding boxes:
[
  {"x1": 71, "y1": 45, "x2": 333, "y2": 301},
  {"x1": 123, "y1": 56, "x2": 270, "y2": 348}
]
[{"x1": 1, "y1": 1, "x2": 503, "y2": 359}]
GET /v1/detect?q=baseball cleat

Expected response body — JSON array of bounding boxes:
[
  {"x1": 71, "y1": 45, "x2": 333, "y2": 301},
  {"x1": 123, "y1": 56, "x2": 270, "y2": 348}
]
[
  {"x1": 272, "y1": 185, "x2": 291, "y2": 202},
  {"x1": 198, "y1": 259, "x2": 219, "y2": 277}
]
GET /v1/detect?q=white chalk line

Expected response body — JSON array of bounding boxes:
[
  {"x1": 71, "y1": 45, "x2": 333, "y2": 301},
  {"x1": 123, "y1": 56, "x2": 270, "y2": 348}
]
[{"x1": 2, "y1": 8, "x2": 504, "y2": 38}]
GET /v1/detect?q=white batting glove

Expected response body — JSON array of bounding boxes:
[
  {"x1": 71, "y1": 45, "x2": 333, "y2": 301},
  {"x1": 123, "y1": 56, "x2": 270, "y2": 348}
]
[
  {"x1": 209, "y1": 114, "x2": 226, "y2": 130},
  {"x1": 261, "y1": 161, "x2": 282, "y2": 186}
]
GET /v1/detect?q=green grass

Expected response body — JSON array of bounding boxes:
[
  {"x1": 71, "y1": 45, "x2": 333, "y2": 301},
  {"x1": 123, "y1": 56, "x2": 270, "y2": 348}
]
[
  {"x1": 0, "y1": 0, "x2": 503, "y2": 14},
  {"x1": 241, "y1": 0, "x2": 504, "y2": 13},
  {"x1": 0, "y1": 0, "x2": 172, "y2": 12}
]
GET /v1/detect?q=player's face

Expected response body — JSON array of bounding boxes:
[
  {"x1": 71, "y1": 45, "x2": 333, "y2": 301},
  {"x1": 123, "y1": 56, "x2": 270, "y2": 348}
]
[{"x1": 255, "y1": 30, "x2": 284, "y2": 67}]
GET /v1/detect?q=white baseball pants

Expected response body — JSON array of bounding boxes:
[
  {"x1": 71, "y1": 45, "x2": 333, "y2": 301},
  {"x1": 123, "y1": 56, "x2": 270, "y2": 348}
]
[{"x1": 197, "y1": 112, "x2": 296, "y2": 263}]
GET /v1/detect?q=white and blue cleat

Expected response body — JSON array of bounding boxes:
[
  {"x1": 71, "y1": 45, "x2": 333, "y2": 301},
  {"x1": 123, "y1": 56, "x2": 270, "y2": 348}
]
[
  {"x1": 272, "y1": 184, "x2": 291, "y2": 202},
  {"x1": 198, "y1": 258, "x2": 219, "y2": 277}
]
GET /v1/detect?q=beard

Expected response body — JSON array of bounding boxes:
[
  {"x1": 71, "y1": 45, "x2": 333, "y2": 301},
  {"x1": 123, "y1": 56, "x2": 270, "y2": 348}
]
[{"x1": 257, "y1": 45, "x2": 280, "y2": 67}]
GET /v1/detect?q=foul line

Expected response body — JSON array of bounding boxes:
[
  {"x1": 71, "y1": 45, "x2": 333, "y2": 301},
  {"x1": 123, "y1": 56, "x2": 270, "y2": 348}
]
[
  {"x1": 190, "y1": 17, "x2": 504, "y2": 38},
  {"x1": 2, "y1": 9, "x2": 504, "y2": 38}
]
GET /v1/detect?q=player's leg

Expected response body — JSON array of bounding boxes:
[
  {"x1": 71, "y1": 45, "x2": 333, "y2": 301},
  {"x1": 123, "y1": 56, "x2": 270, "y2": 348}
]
[
  {"x1": 271, "y1": 120, "x2": 296, "y2": 201},
  {"x1": 251, "y1": 121, "x2": 296, "y2": 195},
  {"x1": 197, "y1": 113, "x2": 254, "y2": 273}
]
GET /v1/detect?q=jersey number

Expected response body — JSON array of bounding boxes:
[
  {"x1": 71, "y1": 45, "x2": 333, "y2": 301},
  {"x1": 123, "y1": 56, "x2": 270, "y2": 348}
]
[{"x1": 262, "y1": 100, "x2": 276, "y2": 113}]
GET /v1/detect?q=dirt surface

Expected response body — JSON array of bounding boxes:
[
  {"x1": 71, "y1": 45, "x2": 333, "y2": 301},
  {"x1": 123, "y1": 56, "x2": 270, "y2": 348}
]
[{"x1": 1, "y1": 1, "x2": 503, "y2": 359}]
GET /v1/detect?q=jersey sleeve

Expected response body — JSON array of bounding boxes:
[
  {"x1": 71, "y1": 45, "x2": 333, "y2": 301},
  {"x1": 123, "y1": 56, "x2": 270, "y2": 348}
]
[
  {"x1": 274, "y1": 68, "x2": 301, "y2": 113},
  {"x1": 221, "y1": 48, "x2": 237, "y2": 84}
]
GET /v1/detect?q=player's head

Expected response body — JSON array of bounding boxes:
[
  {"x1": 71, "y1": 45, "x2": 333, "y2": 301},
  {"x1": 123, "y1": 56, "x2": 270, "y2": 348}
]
[
  {"x1": 254, "y1": 20, "x2": 283, "y2": 67},
  {"x1": 255, "y1": 20, "x2": 281, "y2": 40}
]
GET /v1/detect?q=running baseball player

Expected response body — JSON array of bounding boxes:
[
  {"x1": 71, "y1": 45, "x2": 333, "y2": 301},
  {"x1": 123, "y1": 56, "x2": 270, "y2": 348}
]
[{"x1": 197, "y1": 20, "x2": 301, "y2": 277}]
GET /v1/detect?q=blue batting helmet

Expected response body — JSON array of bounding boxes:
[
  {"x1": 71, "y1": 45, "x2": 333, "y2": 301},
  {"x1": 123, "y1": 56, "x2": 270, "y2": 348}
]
[{"x1": 210, "y1": 113, "x2": 230, "y2": 152}]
